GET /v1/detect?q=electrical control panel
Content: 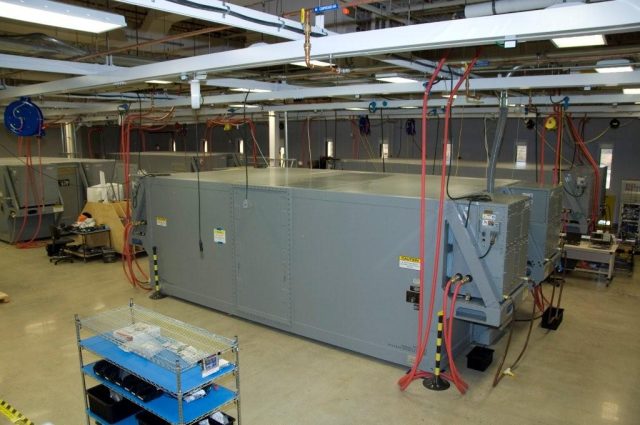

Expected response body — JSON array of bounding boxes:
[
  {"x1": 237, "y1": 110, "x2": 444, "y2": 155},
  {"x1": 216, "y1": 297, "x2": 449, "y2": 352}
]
[
  {"x1": 478, "y1": 208, "x2": 500, "y2": 250},
  {"x1": 448, "y1": 194, "x2": 530, "y2": 301}
]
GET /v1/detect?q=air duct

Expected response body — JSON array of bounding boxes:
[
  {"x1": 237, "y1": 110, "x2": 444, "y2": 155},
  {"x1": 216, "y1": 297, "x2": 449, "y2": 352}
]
[
  {"x1": 465, "y1": 0, "x2": 586, "y2": 18},
  {"x1": 61, "y1": 122, "x2": 77, "y2": 158},
  {"x1": 0, "y1": 33, "x2": 87, "y2": 57},
  {"x1": 487, "y1": 93, "x2": 509, "y2": 193}
]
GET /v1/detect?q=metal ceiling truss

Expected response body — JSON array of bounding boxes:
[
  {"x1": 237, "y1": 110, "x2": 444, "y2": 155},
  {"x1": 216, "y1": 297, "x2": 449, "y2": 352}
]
[
  {"x1": 33, "y1": 71, "x2": 640, "y2": 115},
  {"x1": 0, "y1": 53, "x2": 123, "y2": 75},
  {"x1": 1, "y1": 0, "x2": 639, "y2": 101}
]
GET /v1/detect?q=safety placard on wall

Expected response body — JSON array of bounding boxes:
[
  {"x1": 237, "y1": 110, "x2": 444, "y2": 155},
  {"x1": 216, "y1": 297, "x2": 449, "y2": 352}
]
[
  {"x1": 399, "y1": 255, "x2": 421, "y2": 271},
  {"x1": 213, "y1": 228, "x2": 226, "y2": 244},
  {"x1": 156, "y1": 216, "x2": 168, "y2": 227}
]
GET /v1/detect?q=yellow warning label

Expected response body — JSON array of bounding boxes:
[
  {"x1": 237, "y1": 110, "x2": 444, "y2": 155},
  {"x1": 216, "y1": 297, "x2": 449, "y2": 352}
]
[
  {"x1": 213, "y1": 228, "x2": 226, "y2": 244},
  {"x1": 156, "y1": 216, "x2": 168, "y2": 227},
  {"x1": 399, "y1": 255, "x2": 421, "y2": 271}
]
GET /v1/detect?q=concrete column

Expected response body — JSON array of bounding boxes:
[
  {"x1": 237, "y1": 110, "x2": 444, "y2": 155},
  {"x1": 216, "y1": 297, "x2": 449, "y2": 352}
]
[{"x1": 268, "y1": 111, "x2": 280, "y2": 167}]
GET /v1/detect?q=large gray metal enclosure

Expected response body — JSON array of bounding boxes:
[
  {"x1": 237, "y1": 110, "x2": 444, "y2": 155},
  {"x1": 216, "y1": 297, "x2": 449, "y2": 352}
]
[
  {"x1": 340, "y1": 158, "x2": 604, "y2": 234},
  {"x1": 0, "y1": 157, "x2": 130, "y2": 243},
  {"x1": 112, "y1": 152, "x2": 238, "y2": 174},
  {"x1": 134, "y1": 168, "x2": 530, "y2": 370}
]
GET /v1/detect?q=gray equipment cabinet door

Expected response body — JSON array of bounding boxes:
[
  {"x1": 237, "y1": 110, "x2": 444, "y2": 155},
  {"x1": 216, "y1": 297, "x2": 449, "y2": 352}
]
[{"x1": 233, "y1": 187, "x2": 292, "y2": 326}]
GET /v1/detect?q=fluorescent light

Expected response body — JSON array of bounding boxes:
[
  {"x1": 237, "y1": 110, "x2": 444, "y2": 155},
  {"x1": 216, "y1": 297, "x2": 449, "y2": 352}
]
[
  {"x1": 551, "y1": 34, "x2": 605, "y2": 48},
  {"x1": 229, "y1": 104, "x2": 259, "y2": 108},
  {"x1": 345, "y1": 107, "x2": 367, "y2": 111},
  {"x1": 145, "y1": 80, "x2": 172, "y2": 85},
  {"x1": 230, "y1": 88, "x2": 272, "y2": 93},
  {"x1": 400, "y1": 106, "x2": 419, "y2": 109},
  {"x1": 623, "y1": 88, "x2": 640, "y2": 95},
  {"x1": 190, "y1": 79, "x2": 201, "y2": 110},
  {"x1": 441, "y1": 93, "x2": 458, "y2": 99},
  {"x1": 375, "y1": 73, "x2": 418, "y2": 84},
  {"x1": 595, "y1": 59, "x2": 633, "y2": 73},
  {"x1": 0, "y1": 0, "x2": 127, "y2": 33},
  {"x1": 291, "y1": 60, "x2": 333, "y2": 67}
]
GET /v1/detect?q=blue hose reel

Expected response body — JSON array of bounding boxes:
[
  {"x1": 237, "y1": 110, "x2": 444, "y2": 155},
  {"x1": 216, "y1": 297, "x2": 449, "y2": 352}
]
[{"x1": 3, "y1": 97, "x2": 45, "y2": 137}]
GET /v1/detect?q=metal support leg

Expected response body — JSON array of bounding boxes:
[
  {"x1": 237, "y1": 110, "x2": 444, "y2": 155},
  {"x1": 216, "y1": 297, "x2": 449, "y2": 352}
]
[{"x1": 75, "y1": 315, "x2": 91, "y2": 425}]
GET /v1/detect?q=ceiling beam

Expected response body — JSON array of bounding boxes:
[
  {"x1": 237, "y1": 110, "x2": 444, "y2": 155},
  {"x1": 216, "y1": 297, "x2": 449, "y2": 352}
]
[
  {"x1": 81, "y1": 71, "x2": 640, "y2": 112},
  {"x1": 19, "y1": 72, "x2": 640, "y2": 117},
  {"x1": 0, "y1": 53, "x2": 124, "y2": 75},
  {"x1": 56, "y1": 104, "x2": 640, "y2": 124},
  {"x1": 205, "y1": 78, "x2": 303, "y2": 91},
  {"x1": 114, "y1": 0, "x2": 330, "y2": 40},
  {"x1": 1, "y1": 0, "x2": 638, "y2": 100}
]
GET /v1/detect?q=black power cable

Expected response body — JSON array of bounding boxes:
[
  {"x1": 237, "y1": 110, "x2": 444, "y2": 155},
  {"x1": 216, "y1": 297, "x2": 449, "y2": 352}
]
[
  {"x1": 242, "y1": 91, "x2": 250, "y2": 200},
  {"x1": 194, "y1": 114, "x2": 203, "y2": 253}
]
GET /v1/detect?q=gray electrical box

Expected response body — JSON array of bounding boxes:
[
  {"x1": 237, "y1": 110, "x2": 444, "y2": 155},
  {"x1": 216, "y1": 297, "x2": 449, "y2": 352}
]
[
  {"x1": 133, "y1": 168, "x2": 530, "y2": 370},
  {"x1": 562, "y1": 165, "x2": 607, "y2": 234},
  {"x1": 503, "y1": 182, "x2": 563, "y2": 284}
]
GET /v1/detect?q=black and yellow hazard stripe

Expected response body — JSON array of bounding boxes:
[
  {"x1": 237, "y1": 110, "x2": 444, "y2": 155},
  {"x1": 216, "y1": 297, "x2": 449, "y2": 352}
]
[
  {"x1": 153, "y1": 246, "x2": 160, "y2": 292},
  {"x1": 0, "y1": 398, "x2": 35, "y2": 425},
  {"x1": 434, "y1": 310, "x2": 445, "y2": 377}
]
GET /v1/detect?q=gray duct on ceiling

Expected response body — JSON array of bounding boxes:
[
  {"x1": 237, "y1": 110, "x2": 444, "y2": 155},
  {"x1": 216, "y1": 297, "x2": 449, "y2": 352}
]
[
  {"x1": 487, "y1": 95, "x2": 509, "y2": 193},
  {"x1": 465, "y1": 0, "x2": 587, "y2": 18},
  {"x1": 0, "y1": 33, "x2": 87, "y2": 57}
]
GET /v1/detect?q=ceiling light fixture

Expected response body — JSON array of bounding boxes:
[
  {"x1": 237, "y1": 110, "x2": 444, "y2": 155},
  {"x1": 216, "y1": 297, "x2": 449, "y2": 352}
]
[
  {"x1": 145, "y1": 80, "x2": 173, "y2": 85},
  {"x1": 595, "y1": 59, "x2": 633, "y2": 73},
  {"x1": 290, "y1": 60, "x2": 332, "y2": 67},
  {"x1": 375, "y1": 73, "x2": 418, "y2": 84},
  {"x1": 229, "y1": 104, "x2": 259, "y2": 108},
  {"x1": 0, "y1": 0, "x2": 127, "y2": 33},
  {"x1": 551, "y1": 34, "x2": 605, "y2": 48},
  {"x1": 623, "y1": 88, "x2": 640, "y2": 95},
  {"x1": 230, "y1": 88, "x2": 272, "y2": 93},
  {"x1": 400, "y1": 106, "x2": 419, "y2": 109},
  {"x1": 190, "y1": 79, "x2": 201, "y2": 109},
  {"x1": 345, "y1": 107, "x2": 367, "y2": 111}
]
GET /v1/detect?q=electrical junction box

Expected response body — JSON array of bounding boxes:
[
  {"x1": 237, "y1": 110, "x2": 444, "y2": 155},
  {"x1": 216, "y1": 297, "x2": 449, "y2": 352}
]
[{"x1": 502, "y1": 182, "x2": 563, "y2": 284}]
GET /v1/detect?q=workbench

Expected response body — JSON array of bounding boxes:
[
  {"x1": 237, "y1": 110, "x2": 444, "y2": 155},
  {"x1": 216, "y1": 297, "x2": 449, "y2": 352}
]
[{"x1": 564, "y1": 240, "x2": 618, "y2": 283}]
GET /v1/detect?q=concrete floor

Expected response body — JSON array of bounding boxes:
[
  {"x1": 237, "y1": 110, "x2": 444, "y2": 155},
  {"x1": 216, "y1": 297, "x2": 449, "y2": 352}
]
[{"x1": 1, "y1": 243, "x2": 639, "y2": 425}]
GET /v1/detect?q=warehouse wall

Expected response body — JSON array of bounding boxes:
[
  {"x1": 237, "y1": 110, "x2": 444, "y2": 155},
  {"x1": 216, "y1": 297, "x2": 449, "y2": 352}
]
[
  {"x1": 277, "y1": 116, "x2": 640, "y2": 205},
  {"x1": 0, "y1": 126, "x2": 67, "y2": 157},
  {"x1": 1, "y1": 116, "x2": 638, "y2": 213},
  {"x1": 60, "y1": 123, "x2": 269, "y2": 160}
]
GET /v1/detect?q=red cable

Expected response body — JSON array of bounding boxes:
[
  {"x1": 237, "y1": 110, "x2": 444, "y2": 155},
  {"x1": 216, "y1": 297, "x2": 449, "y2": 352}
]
[
  {"x1": 119, "y1": 111, "x2": 173, "y2": 290},
  {"x1": 539, "y1": 124, "x2": 546, "y2": 186},
  {"x1": 350, "y1": 119, "x2": 360, "y2": 159},
  {"x1": 397, "y1": 54, "x2": 449, "y2": 391},
  {"x1": 566, "y1": 115, "x2": 600, "y2": 231},
  {"x1": 14, "y1": 138, "x2": 31, "y2": 244},
  {"x1": 15, "y1": 138, "x2": 45, "y2": 248},
  {"x1": 399, "y1": 50, "x2": 479, "y2": 391},
  {"x1": 443, "y1": 281, "x2": 469, "y2": 393},
  {"x1": 552, "y1": 106, "x2": 563, "y2": 185}
]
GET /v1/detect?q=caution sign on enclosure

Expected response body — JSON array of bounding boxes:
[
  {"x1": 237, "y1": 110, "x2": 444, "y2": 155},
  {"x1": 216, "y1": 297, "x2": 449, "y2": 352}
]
[{"x1": 399, "y1": 255, "x2": 421, "y2": 271}]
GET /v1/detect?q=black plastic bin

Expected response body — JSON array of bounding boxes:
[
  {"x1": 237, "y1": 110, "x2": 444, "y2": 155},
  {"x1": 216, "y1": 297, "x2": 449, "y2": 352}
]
[
  {"x1": 466, "y1": 346, "x2": 494, "y2": 371},
  {"x1": 87, "y1": 384, "x2": 140, "y2": 424},
  {"x1": 136, "y1": 411, "x2": 171, "y2": 425}
]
